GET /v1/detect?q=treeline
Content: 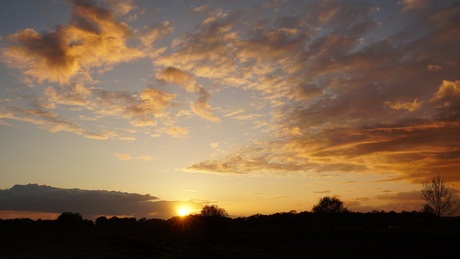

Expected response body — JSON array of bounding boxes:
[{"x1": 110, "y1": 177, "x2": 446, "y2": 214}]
[{"x1": 2, "y1": 210, "x2": 460, "y2": 232}]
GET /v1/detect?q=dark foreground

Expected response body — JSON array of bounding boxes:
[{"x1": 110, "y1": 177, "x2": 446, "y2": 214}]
[
  {"x1": 2, "y1": 227, "x2": 460, "y2": 258},
  {"x1": 1, "y1": 212, "x2": 460, "y2": 258}
]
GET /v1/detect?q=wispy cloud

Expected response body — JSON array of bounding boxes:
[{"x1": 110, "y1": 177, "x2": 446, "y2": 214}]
[
  {"x1": 115, "y1": 153, "x2": 153, "y2": 161},
  {"x1": 167, "y1": 126, "x2": 189, "y2": 137},
  {"x1": 0, "y1": 85, "x2": 178, "y2": 139},
  {"x1": 0, "y1": 106, "x2": 115, "y2": 140},
  {"x1": 156, "y1": 66, "x2": 220, "y2": 122},
  {"x1": 399, "y1": 0, "x2": 428, "y2": 13},
  {"x1": 386, "y1": 99, "x2": 422, "y2": 112}
]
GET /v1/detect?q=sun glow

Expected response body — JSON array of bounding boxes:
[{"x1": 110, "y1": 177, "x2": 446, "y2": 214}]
[{"x1": 177, "y1": 206, "x2": 192, "y2": 217}]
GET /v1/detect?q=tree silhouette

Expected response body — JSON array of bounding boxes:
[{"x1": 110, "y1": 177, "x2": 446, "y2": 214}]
[
  {"x1": 421, "y1": 175, "x2": 458, "y2": 217},
  {"x1": 200, "y1": 205, "x2": 228, "y2": 217},
  {"x1": 56, "y1": 212, "x2": 84, "y2": 227},
  {"x1": 312, "y1": 196, "x2": 348, "y2": 214}
]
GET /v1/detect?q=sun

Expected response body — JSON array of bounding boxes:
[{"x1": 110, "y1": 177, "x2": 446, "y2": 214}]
[{"x1": 177, "y1": 206, "x2": 191, "y2": 217}]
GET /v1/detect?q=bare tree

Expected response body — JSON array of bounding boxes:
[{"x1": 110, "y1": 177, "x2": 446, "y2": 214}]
[{"x1": 421, "y1": 175, "x2": 457, "y2": 217}]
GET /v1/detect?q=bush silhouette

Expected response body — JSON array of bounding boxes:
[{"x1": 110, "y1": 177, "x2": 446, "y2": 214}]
[
  {"x1": 200, "y1": 205, "x2": 229, "y2": 217},
  {"x1": 56, "y1": 212, "x2": 84, "y2": 227},
  {"x1": 312, "y1": 196, "x2": 348, "y2": 214}
]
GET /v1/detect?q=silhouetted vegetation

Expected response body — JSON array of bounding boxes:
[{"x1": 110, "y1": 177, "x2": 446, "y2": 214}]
[
  {"x1": 200, "y1": 204, "x2": 229, "y2": 217},
  {"x1": 312, "y1": 196, "x2": 348, "y2": 214},
  {"x1": 310, "y1": 196, "x2": 349, "y2": 230},
  {"x1": 1, "y1": 208, "x2": 460, "y2": 257},
  {"x1": 421, "y1": 175, "x2": 458, "y2": 218}
]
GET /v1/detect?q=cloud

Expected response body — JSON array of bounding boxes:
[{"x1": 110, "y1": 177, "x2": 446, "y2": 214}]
[
  {"x1": 427, "y1": 64, "x2": 443, "y2": 71},
  {"x1": 185, "y1": 1, "x2": 460, "y2": 184},
  {"x1": 126, "y1": 88, "x2": 177, "y2": 126},
  {"x1": 107, "y1": 0, "x2": 137, "y2": 17},
  {"x1": 224, "y1": 109, "x2": 245, "y2": 117},
  {"x1": 156, "y1": 66, "x2": 220, "y2": 122},
  {"x1": 44, "y1": 83, "x2": 91, "y2": 107},
  {"x1": 114, "y1": 153, "x2": 131, "y2": 160},
  {"x1": 191, "y1": 89, "x2": 220, "y2": 122},
  {"x1": 154, "y1": 11, "x2": 240, "y2": 82},
  {"x1": 53, "y1": 85, "x2": 177, "y2": 126},
  {"x1": 0, "y1": 85, "x2": 178, "y2": 139},
  {"x1": 167, "y1": 126, "x2": 189, "y2": 136},
  {"x1": 0, "y1": 184, "x2": 202, "y2": 220},
  {"x1": 399, "y1": 0, "x2": 428, "y2": 13},
  {"x1": 114, "y1": 153, "x2": 153, "y2": 161},
  {"x1": 431, "y1": 80, "x2": 460, "y2": 108},
  {"x1": 386, "y1": 99, "x2": 422, "y2": 112},
  {"x1": 312, "y1": 190, "x2": 331, "y2": 194},
  {"x1": 0, "y1": 106, "x2": 115, "y2": 140},
  {"x1": 190, "y1": 5, "x2": 210, "y2": 14},
  {"x1": 139, "y1": 21, "x2": 172, "y2": 52},
  {"x1": 156, "y1": 66, "x2": 198, "y2": 92},
  {"x1": 0, "y1": 0, "x2": 171, "y2": 84}
]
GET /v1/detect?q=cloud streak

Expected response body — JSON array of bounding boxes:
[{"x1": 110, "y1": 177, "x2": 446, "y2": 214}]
[{"x1": 0, "y1": 84, "x2": 178, "y2": 139}]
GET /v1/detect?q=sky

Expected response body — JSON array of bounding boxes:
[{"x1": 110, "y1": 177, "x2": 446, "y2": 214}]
[{"x1": 0, "y1": 0, "x2": 459, "y2": 220}]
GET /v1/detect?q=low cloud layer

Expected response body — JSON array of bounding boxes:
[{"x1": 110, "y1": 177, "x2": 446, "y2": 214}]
[{"x1": 0, "y1": 184, "x2": 199, "y2": 219}]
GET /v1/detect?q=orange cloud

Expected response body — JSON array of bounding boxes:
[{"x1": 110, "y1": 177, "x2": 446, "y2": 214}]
[
  {"x1": 431, "y1": 80, "x2": 460, "y2": 107},
  {"x1": 167, "y1": 126, "x2": 189, "y2": 137},
  {"x1": 44, "y1": 84, "x2": 91, "y2": 107},
  {"x1": 115, "y1": 153, "x2": 131, "y2": 160},
  {"x1": 386, "y1": 99, "x2": 422, "y2": 112},
  {"x1": 115, "y1": 153, "x2": 153, "y2": 161},
  {"x1": 0, "y1": 0, "x2": 171, "y2": 84},
  {"x1": 156, "y1": 66, "x2": 197, "y2": 92},
  {"x1": 0, "y1": 83, "x2": 179, "y2": 139},
  {"x1": 156, "y1": 66, "x2": 220, "y2": 122},
  {"x1": 0, "y1": 106, "x2": 115, "y2": 140},
  {"x1": 182, "y1": 2, "x2": 460, "y2": 184}
]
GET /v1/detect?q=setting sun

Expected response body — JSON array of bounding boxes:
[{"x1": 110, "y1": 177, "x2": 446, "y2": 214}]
[{"x1": 177, "y1": 206, "x2": 192, "y2": 217}]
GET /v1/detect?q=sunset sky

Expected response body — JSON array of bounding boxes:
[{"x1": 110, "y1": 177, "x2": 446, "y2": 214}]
[{"x1": 1, "y1": 0, "x2": 459, "y2": 220}]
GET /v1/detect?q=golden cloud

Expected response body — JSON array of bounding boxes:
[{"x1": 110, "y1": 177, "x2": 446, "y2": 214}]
[
  {"x1": 167, "y1": 126, "x2": 189, "y2": 137},
  {"x1": 156, "y1": 66, "x2": 220, "y2": 122},
  {"x1": 431, "y1": 80, "x2": 460, "y2": 107},
  {"x1": 115, "y1": 153, "x2": 153, "y2": 161},
  {"x1": 0, "y1": 0, "x2": 159, "y2": 84},
  {"x1": 115, "y1": 153, "x2": 131, "y2": 160},
  {"x1": 156, "y1": 66, "x2": 197, "y2": 92},
  {"x1": 386, "y1": 99, "x2": 422, "y2": 112},
  {"x1": 0, "y1": 106, "x2": 115, "y2": 140}
]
